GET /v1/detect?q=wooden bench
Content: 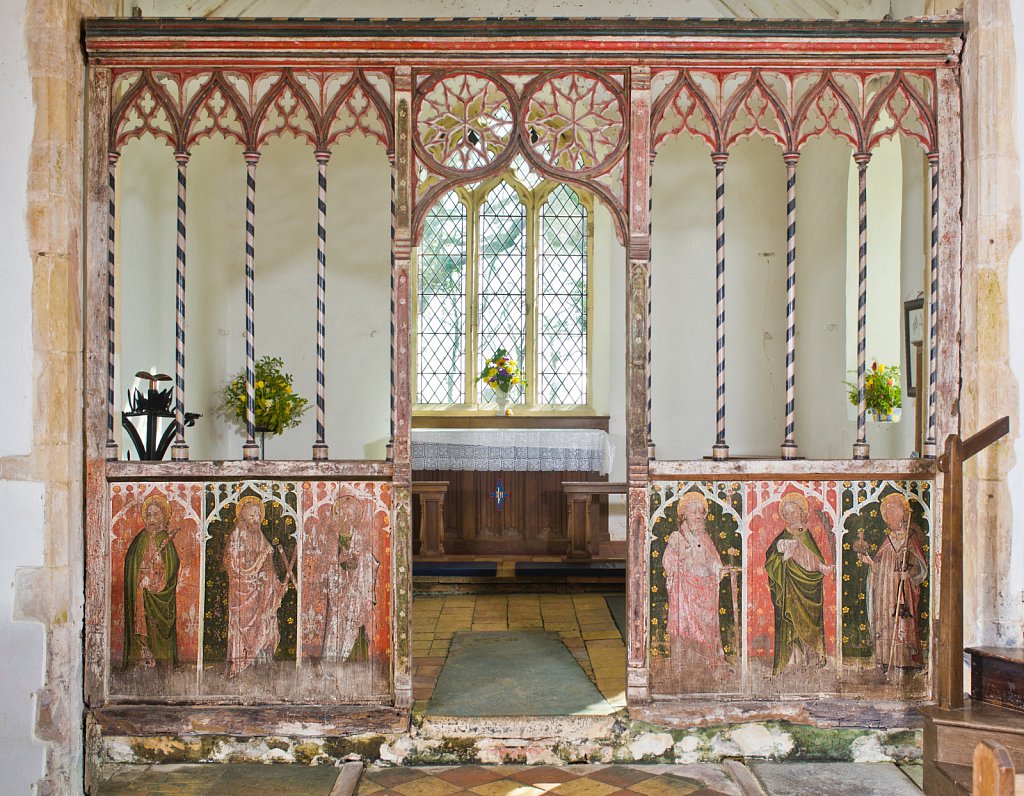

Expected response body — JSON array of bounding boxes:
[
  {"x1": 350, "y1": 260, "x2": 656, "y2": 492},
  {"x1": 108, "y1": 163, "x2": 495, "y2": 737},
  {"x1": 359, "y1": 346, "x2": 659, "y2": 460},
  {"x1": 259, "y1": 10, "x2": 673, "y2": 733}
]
[
  {"x1": 412, "y1": 481, "x2": 448, "y2": 558},
  {"x1": 563, "y1": 481, "x2": 627, "y2": 559},
  {"x1": 973, "y1": 741, "x2": 1020, "y2": 796}
]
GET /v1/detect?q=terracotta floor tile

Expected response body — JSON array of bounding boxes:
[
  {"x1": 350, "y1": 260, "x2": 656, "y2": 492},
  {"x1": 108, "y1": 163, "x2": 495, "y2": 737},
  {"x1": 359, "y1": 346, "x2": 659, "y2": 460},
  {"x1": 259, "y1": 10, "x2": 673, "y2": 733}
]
[
  {"x1": 584, "y1": 767, "x2": 654, "y2": 788},
  {"x1": 366, "y1": 769, "x2": 426, "y2": 788},
  {"x1": 506, "y1": 766, "x2": 579, "y2": 785},
  {"x1": 433, "y1": 766, "x2": 506, "y2": 787},
  {"x1": 469, "y1": 781, "x2": 545, "y2": 796},
  {"x1": 391, "y1": 775, "x2": 464, "y2": 796},
  {"x1": 545, "y1": 777, "x2": 620, "y2": 795},
  {"x1": 626, "y1": 775, "x2": 703, "y2": 795}
]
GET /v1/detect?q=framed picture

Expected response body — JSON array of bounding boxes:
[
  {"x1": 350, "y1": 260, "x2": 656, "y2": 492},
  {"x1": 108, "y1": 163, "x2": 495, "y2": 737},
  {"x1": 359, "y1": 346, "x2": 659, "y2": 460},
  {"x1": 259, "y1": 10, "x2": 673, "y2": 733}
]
[{"x1": 904, "y1": 298, "x2": 925, "y2": 397}]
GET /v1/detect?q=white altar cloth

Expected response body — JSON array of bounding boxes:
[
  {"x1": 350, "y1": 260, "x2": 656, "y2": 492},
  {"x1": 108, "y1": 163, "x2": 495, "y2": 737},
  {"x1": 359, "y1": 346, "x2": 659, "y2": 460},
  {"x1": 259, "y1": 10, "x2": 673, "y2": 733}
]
[{"x1": 411, "y1": 428, "x2": 613, "y2": 474}]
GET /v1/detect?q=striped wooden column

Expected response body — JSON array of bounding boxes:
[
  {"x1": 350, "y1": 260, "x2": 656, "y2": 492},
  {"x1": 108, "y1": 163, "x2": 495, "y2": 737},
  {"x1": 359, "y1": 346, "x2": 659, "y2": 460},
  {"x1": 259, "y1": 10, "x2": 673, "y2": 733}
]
[
  {"x1": 712, "y1": 152, "x2": 729, "y2": 460},
  {"x1": 781, "y1": 152, "x2": 799, "y2": 459},
  {"x1": 388, "y1": 153, "x2": 397, "y2": 461},
  {"x1": 852, "y1": 153, "x2": 871, "y2": 460},
  {"x1": 312, "y1": 151, "x2": 330, "y2": 461},
  {"x1": 924, "y1": 154, "x2": 939, "y2": 458},
  {"x1": 242, "y1": 152, "x2": 260, "y2": 460},
  {"x1": 171, "y1": 152, "x2": 190, "y2": 460},
  {"x1": 106, "y1": 152, "x2": 119, "y2": 459},
  {"x1": 646, "y1": 164, "x2": 655, "y2": 458}
]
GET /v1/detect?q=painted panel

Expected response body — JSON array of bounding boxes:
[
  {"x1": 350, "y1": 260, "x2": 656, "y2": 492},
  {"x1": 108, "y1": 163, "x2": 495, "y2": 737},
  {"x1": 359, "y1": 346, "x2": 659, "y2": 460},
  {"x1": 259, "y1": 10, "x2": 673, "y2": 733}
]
[
  {"x1": 109, "y1": 482, "x2": 204, "y2": 697},
  {"x1": 649, "y1": 481, "x2": 743, "y2": 694},
  {"x1": 648, "y1": 478, "x2": 931, "y2": 699},
  {"x1": 745, "y1": 481, "x2": 839, "y2": 693},
  {"x1": 107, "y1": 478, "x2": 392, "y2": 703},
  {"x1": 299, "y1": 480, "x2": 392, "y2": 695}
]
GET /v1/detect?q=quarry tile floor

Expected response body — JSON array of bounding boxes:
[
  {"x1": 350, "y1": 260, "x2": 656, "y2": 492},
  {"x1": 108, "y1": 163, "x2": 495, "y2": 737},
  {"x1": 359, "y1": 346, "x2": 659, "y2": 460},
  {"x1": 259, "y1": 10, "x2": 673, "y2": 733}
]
[
  {"x1": 96, "y1": 762, "x2": 926, "y2": 795},
  {"x1": 411, "y1": 593, "x2": 627, "y2": 711}
]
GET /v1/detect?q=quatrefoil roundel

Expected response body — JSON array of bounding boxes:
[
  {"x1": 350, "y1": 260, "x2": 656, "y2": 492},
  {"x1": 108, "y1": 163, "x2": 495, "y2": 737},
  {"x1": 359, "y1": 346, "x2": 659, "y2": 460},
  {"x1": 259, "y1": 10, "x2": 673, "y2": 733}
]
[
  {"x1": 415, "y1": 72, "x2": 516, "y2": 176},
  {"x1": 522, "y1": 71, "x2": 626, "y2": 176}
]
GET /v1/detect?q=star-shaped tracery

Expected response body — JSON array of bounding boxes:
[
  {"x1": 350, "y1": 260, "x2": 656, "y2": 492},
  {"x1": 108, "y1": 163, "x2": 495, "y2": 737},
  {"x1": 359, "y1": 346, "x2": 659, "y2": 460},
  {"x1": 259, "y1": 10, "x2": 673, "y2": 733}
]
[
  {"x1": 416, "y1": 73, "x2": 514, "y2": 173},
  {"x1": 524, "y1": 72, "x2": 624, "y2": 174}
]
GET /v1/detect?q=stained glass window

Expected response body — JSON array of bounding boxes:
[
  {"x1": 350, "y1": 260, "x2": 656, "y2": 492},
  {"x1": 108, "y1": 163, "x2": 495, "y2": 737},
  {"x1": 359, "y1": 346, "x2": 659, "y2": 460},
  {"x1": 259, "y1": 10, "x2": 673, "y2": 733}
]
[
  {"x1": 417, "y1": 192, "x2": 466, "y2": 403},
  {"x1": 539, "y1": 185, "x2": 588, "y2": 404}
]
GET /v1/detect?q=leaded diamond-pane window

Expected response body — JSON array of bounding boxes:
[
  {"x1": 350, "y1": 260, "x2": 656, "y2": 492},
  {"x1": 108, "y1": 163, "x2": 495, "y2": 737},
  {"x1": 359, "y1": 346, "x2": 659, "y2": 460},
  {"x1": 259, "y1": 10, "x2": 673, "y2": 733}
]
[
  {"x1": 478, "y1": 182, "x2": 526, "y2": 404},
  {"x1": 417, "y1": 192, "x2": 466, "y2": 403},
  {"x1": 415, "y1": 169, "x2": 591, "y2": 410},
  {"x1": 539, "y1": 184, "x2": 588, "y2": 404}
]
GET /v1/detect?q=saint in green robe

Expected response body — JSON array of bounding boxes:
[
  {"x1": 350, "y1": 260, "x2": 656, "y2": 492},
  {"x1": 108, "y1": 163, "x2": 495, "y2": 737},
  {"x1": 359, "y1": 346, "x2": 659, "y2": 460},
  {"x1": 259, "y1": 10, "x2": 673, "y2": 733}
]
[
  {"x1": 765, "y1": 528, "x2": 827, "y2": 674},
  {"x1": 122, "y1": 528, "x2": 179, "y2": 667}
]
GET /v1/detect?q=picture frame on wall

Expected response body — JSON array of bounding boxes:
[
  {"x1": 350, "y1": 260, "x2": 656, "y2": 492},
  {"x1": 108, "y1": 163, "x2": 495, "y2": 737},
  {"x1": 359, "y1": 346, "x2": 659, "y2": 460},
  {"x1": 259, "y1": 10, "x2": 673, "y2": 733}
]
[{"x1": 904, "y1": 297, "x2": 925, "y2": 398}]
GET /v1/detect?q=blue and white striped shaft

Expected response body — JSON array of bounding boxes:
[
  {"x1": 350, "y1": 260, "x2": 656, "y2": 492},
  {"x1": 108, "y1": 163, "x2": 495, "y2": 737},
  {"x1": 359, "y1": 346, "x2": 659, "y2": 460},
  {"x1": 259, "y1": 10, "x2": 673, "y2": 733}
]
[
  {"x1": 925, "y1": 155, "x2": 939, "y2": 457},
  {"x1": 782, "y1": 154, "x2": 798, "y2": 458},
  {"x1": 106, "y1": 153, "x2": 119, "y2": 458},
  {"x1": 712, "y1": 153, "x2": 729, "y2": 459},
  {"x1": 243, "y1": 153, "x2": 259, "y2": 459},
  {"x1": 171, "y1": 153, "x2": 189, "y2": 460},
  {"x1": 313, "y1": 152, "x2": 329, "y2": 460},
  {"x1": 853, "y1": 154, "x2": 871, "y2": 459}
]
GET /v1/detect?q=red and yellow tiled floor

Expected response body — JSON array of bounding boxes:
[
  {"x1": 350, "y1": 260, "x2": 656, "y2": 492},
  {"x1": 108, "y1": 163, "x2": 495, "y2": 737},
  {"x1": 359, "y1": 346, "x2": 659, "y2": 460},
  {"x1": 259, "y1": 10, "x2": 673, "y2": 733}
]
[
  {"x1": 412, "y1": 594, "x2": 626, "y2": 710},
  {"x1": 356, "y1": 764, "x2": 729, "y2": 795}
]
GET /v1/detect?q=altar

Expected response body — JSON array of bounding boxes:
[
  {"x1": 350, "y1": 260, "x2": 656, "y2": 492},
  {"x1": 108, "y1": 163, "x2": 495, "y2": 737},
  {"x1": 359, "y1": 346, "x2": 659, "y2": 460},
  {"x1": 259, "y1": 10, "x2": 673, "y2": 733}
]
[{"x1": 412, "y1": 426, "x2": 613, "y2": 558}]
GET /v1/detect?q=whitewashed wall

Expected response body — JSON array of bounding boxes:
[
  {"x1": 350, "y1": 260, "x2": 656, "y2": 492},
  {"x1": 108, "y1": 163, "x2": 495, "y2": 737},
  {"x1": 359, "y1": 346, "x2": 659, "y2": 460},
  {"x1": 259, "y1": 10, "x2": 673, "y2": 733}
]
[
  {"x1": 0, "y1": 0, "x2": 49, "y2": 792},
  {"x1": 1006, "y1": 0, "x2": 1024, "y2": 643}
]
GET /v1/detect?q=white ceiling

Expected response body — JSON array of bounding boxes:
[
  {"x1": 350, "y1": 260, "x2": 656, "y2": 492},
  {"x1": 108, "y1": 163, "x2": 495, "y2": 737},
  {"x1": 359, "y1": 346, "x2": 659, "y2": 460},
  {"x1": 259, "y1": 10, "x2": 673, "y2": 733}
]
[{"x1": 130, "y1": 0, "x2": 933, "y2": 21}]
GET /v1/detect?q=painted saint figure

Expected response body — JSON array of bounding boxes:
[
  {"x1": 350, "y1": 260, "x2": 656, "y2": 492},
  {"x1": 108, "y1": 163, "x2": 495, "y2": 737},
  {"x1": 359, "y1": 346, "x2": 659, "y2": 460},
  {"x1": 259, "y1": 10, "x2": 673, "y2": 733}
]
[
  {"x1": 662, "y1": 492, "x2": 734, "y2": 665},
  {"x1": 224, "y1": 496, "x2": 289, "y2": 677},
  {"x1": 123, "y1": 494, "x2": 180, "y2": 668},
  {"x1": 858, "y1": 493, "x2": 927, "y2": 670},
  {"x1": 765, "y1": 491, "x2": 833, "y2": 674},
  {"x1": 322, "y1": 495, "x2": 376, "y2": 662}
]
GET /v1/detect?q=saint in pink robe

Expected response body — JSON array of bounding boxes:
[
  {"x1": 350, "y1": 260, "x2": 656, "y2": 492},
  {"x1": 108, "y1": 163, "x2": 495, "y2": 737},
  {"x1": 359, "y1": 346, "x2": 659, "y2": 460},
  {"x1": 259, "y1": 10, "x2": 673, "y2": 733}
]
[
  {"x1": 224, "y1": 519, "x2": 287, "y2": 677},
  {"x1": 663, "y1": 524, "x2": 726, "y2": 664},
  {"x1": 868, "y1": 528, "x2": 926, "y2": 669}
]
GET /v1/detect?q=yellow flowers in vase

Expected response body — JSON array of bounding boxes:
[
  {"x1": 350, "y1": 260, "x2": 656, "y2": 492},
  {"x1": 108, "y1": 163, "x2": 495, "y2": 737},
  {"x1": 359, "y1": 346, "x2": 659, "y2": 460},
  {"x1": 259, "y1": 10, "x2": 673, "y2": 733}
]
[
  {"x1": 478, "y1": 348, "x2": 526, "y2": 415},
  {"x1": 844, "y1": 360, "x2": 902, "y2": 422},
  {"x1": 219, "y1": 355, "x2": 309, "y2": 435}
]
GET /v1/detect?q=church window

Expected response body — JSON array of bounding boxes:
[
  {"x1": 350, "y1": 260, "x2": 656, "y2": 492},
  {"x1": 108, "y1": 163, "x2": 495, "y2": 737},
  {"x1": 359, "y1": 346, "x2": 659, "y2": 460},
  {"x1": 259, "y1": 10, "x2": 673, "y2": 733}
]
[{"x1": 415, "y1": 167, "x2": 592, "y2": 410}]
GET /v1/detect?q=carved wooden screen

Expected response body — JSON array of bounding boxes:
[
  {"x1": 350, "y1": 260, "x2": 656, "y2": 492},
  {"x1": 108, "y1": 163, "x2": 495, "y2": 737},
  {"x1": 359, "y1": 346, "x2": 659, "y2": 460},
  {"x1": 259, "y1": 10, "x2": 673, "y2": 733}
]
[{"x1": 84, "y1": 19, "x2": 962, "y2": 724}]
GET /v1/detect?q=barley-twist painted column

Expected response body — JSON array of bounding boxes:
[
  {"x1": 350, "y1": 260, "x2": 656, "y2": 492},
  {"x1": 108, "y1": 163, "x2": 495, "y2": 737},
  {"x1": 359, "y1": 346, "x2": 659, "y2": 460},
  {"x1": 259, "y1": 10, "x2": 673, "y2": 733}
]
[
  {"x1": 781, "y1": 152, "x2": 799, "y2": 459},
  {"x1": 242, "y1": 152, "x2": 260, "y2": 460},
  {"x1": 712, "y1": 152, "x2": 729, "y2": 460},
  {"x1": 171, "y1": 152, "x2": 190, "y2": 461},
  {"x1": 106, "y1": 152, "x2": 120, "y2": 460},
  {"x1": 313, "y1": 151, "x2": 330, "y2": 461},
  {"x1": 387, "y1": 153, "x2": 397, "y2": 461},
  {"x1": 923, "y1": 153, "x2": 939, "y2": 458},
  {"x1": 852, "y1": 152, "x2": 871, "y2": 460}
]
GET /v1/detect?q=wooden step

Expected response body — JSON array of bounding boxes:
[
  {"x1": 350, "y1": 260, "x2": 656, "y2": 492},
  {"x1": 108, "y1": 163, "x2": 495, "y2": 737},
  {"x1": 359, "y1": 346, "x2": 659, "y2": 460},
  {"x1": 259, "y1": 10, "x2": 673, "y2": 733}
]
[
  {"x1": 925, "y1": 760, "x2": 971, "y2": 796},
  {"x1": 968, "y1": 647, "x2": 1024, "y2": 713},
  {"x1": 923, "y1": 701, "x2": 1024, "y2": 772}
]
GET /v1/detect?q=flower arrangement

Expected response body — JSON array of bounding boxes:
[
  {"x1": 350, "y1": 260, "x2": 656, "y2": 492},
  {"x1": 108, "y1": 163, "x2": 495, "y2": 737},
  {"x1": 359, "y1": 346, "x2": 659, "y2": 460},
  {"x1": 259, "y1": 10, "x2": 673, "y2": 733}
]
[
  {"x1": 219, "y1": 356, "x2": 309, "y2": 435},
  {"x1": 478, "y1": 348, "x2": 525, "y2": 395},
  {"x1": 845, "y1": 361, "x2": 902, "y2": 417}
]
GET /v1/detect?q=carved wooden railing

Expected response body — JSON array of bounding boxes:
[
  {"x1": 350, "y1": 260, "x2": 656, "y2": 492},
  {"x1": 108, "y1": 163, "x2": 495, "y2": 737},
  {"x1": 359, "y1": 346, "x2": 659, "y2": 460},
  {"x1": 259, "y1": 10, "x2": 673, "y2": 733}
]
[{"x1": 936, "y1": 415, "x2": 1010, "y2": 710}]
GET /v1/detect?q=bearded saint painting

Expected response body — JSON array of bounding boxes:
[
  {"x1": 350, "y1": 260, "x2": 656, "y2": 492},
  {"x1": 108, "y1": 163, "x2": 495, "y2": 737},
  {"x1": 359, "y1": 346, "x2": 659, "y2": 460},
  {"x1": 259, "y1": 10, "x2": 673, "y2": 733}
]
[
  {"x1": 765, "y1": 490, "x2": 834, "y2": 674},
  {"x1": 662, "y1": 491, "x2": 735, "y2": 666},
  {"x1": 122, "y1": 494, "x2": 179, "y2": 668},
  {"x1": 223, "y1": 495, "x2": 289, "y2": 677},
  {"x1": 859, "y1": 493, "x2": 927, "y2": 670}
]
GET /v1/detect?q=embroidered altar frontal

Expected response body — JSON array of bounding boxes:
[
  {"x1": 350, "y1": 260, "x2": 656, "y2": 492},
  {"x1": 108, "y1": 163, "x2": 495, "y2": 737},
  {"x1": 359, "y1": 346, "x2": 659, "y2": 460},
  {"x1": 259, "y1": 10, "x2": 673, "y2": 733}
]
[
  {"x1": 108, "y1": 480, "x2": 392, "y2": 702},
  {"x1": 648, "y1": 479, "x2": 932, "y2": 700}
]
